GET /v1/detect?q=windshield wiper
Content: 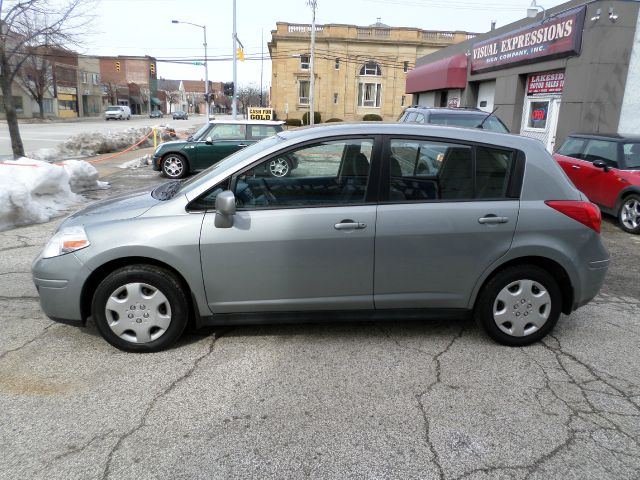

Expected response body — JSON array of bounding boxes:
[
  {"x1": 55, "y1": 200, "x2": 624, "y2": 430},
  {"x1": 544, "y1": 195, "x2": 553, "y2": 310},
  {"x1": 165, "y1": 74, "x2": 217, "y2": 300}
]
[{"x1": 476, "y1": 107, "x2": 499, "y2": 129}]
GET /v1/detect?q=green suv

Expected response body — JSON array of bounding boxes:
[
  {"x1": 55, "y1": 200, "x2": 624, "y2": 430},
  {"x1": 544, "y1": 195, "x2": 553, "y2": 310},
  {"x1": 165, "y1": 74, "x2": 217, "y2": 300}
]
[{"x1": 152, "y1": 120, "x2": 286, "y2": 179}]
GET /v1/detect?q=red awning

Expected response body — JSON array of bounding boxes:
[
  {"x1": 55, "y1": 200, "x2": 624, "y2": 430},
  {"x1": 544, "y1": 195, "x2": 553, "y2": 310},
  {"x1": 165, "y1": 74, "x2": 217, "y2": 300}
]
[{"x1": 405, "y1": 53, "x2": 468, "y2": 94}]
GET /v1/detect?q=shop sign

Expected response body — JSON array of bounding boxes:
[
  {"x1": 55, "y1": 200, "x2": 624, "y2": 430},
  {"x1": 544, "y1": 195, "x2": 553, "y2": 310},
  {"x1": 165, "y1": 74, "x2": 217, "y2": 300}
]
[
  {"x1": 248, "y1": 107, "x2": 274, "y2": 120},
  {"x1": 471, "y1": 6, "x2": 585, "y2": 74},
  {"x1": 527, "y1": 71, "x2": 564, "y2": 94},
  {"x1": 57, "y1": 86, "x2": 77, "y2": 95}
]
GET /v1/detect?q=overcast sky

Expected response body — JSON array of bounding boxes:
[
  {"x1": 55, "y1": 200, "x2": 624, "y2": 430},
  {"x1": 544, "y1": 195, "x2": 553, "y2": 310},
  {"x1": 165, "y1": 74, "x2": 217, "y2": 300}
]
[{"x1": 84, "y1": 0, "x2": 568, "y2": 88}]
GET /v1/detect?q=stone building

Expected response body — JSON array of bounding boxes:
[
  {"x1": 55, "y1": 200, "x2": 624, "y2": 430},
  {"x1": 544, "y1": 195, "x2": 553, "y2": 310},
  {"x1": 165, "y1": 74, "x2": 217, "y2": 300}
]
[{"x1": 268, "y1": 21, "x2": 476, "y2": 122}]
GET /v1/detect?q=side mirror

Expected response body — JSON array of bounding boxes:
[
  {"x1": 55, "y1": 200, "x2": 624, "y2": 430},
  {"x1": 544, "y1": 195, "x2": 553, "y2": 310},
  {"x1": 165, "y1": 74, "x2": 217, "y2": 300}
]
[
  {"x1": 205, "y1": 136, "x2": 213, "y2": 145},
  {"x1": 592, "y1": 160, "x2": 610, "y2": 172},
  {"x1": 214, "y1": 190, "x2": 236, "y2": 228}
]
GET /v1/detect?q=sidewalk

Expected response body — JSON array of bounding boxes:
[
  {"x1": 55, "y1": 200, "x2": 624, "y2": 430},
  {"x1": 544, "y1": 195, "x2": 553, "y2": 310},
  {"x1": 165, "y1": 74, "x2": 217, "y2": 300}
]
[{"x1": 89, "y1": 146, "x2": 156, "y2": 178}]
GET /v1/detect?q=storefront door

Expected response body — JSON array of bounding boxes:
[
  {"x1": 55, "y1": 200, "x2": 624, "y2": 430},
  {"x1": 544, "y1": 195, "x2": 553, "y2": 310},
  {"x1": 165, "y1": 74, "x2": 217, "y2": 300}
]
[{"x1": 519, "y1": 71, "x2": 565, "y2": 152}]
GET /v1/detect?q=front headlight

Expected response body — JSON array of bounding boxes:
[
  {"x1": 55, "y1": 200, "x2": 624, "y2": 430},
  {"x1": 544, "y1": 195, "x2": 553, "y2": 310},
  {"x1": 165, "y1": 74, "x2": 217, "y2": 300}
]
[{"x1": 42, "y1": 226, "x2": 91, "y2": 259}]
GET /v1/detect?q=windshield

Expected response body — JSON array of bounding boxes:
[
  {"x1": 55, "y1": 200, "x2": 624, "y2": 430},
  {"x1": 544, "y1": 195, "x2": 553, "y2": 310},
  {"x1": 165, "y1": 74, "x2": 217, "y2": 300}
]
[
  {"x1": 177, "y1": 134, "x2": 284, "y2": 194},
  {"x1": 106, "y1": 106, "x2": 120, "y2": 111},
  {"x1": 623, "y1": 143, "x2": 640, "y2": 169},
  {"x1": 429, "y1": 113, "x2": 509, "y2": 133},
  {"x1": 191, "y1": 123, "x2": 212, "y2": 141}
]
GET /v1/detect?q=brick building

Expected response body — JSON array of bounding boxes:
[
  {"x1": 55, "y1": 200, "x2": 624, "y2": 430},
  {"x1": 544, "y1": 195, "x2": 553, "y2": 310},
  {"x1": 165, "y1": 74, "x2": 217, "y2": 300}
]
[
  {"x1": 50, "y1": 47, "x2": 79, "y2": 118},
  {"x1": 98, "y1": 55, "x2": 158, "y2": 113}
]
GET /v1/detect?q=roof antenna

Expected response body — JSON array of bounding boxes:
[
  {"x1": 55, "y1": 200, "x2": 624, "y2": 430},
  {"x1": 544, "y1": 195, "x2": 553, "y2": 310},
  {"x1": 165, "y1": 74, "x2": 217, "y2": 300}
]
[{"x1": 477, "y1": 106, "x2": 499, "y2": 129}]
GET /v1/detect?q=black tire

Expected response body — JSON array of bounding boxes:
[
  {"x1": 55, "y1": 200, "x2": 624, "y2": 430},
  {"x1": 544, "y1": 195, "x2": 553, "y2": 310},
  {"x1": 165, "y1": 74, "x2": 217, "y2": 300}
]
[
  {"x1": 474, "y1": 264, "x2": 562, "y2": 346},
  {"x1": 617, "y1": 194, "x2": 640, "y2": 234},
  {"x1": 161, "y1": 153, "x2": 189, "y2": 179},
  {"x1": 91, "y1": 265, "x2": 189, "y2": 353}
]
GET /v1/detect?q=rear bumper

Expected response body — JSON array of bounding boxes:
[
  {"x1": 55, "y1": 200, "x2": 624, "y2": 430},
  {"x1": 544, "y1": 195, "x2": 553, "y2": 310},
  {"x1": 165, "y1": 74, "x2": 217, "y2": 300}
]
[{"x1": 573, "y1": 258, "x2": 609, "y2": 310}]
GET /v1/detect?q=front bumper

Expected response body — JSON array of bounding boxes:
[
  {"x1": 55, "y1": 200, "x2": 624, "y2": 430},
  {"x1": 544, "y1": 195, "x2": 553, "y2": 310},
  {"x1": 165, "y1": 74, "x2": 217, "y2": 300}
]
[
  {"x1": 32, "y1": 252, "x2": 92, "y2": 325},
  {"x1": 152, "y1": 154, "x2": 162, "y2": 171}
]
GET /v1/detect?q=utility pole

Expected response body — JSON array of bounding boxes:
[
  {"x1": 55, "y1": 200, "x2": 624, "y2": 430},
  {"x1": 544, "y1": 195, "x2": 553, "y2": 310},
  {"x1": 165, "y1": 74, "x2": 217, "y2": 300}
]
[
  {"x1": 232, "y1": 0, "x2": 238, "y2": 118},
  {"x1": 204, "y1": 24, "x2": 209, "y2": 116},
  {"x1": 308, "y1": 0, "x2": 317, "y2": 126},
  {"x1": 259, "y1": 28, "x2": 264, "y2": 107}
]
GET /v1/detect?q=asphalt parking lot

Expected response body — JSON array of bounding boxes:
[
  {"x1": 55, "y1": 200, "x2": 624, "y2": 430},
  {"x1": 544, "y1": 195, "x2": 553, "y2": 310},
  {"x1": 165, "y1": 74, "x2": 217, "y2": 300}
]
[{"x1": 1, "y1": 163, "x2": 639, "y2": 479}]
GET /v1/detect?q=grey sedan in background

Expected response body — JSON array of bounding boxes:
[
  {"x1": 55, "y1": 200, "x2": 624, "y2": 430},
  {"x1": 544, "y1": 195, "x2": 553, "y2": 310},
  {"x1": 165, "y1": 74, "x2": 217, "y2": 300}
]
[{"x1": 32, "y1": 123, "x2": 609, "y2": 352}]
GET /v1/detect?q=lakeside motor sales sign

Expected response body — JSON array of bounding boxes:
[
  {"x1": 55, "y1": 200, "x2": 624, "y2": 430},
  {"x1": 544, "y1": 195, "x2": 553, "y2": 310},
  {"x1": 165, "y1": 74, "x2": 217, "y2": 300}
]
[{"x1": 471, "y1": 6, "x2": 586, "y2": 74}]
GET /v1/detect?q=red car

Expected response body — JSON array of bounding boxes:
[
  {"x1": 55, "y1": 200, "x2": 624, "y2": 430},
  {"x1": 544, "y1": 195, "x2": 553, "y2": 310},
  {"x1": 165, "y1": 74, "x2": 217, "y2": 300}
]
[{"x1": 554, "y1": 134, "x2": 640, "y2": 234}]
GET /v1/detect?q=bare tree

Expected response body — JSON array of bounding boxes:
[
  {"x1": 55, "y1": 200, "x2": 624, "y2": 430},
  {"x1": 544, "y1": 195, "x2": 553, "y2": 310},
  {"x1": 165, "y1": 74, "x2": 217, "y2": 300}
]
[
  {"x1": 0, "y1": 0, "x2": 94, "y2": 157},
  {"x1": 140, "y1": 85, "x2": 150, "y2": 114},
  {"x1": 17, "y1": 46, "x2": 52, "y2": 118},
  {"x1": 162, "y1": 90, "x2": 180, "y2": 113},
  {"x1": 102, "y1": 81, "x2": 118, "y2": 105},
  {"x1": 237, "y1": 84, "x2": 261, "y2": 117}
]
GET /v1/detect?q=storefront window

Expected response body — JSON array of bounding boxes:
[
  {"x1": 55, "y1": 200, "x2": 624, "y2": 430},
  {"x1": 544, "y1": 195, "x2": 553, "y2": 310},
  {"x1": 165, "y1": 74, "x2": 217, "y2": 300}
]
[{"x1": 528, "y1": 101, "x2": 549, "y2": 129}]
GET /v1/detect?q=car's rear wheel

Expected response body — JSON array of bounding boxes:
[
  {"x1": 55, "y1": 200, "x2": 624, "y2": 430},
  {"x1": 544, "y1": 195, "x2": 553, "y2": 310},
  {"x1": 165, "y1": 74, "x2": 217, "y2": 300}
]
[
  {"x1": 162, "y1": 154, "x2": 188, "y2": 179},
  {"x1": 475, "y1": 264, "x2": 561, "y2": 346},
  {"x1": 268, "y1": 158, "x2": 291, "y2": 177},
  {"x1": 618, "y1": 194, "x2": 640, "y2": 234},
  {"x1": 91, "y1": 265, "x2": 189, "y2": 352}
]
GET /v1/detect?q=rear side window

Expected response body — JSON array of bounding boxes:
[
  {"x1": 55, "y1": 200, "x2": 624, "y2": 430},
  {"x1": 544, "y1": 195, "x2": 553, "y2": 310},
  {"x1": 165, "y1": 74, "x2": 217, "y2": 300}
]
[
  {"x1": 386, "y1": 138, "x2": 515, "y2": 202},
  {"x1": 248, "y1": 125, "x2": 279, "y2": 140},
  {"x1": 557, "y1": 137, "x2": 586, "y2": 158},
  {"x1": 623, "y1": 143, "x2": 640, "y2": 169},
  {"x1": 428, "y1": 113, "x2": 508, "y2": 133},
  {"x1": 584, "y1": 140, "x2": 618, "y2": 167}
]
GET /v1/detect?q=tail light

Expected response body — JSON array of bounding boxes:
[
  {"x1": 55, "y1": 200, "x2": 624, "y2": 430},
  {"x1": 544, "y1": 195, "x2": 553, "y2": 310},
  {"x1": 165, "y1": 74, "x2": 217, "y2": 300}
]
[{"x1": 545, "y1": 200, "x2": 601, "y2": 233}]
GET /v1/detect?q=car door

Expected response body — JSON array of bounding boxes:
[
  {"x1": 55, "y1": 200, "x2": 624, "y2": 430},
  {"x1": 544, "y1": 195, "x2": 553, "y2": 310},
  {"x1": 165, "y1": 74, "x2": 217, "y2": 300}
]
[
  {"x1": 192, "y1": 123, "x2": 248, "y2": 170},
  {"x1": 199, "y1": 136, "x2": 379, "y2": 313},
  {"x1": 374, "y1": 137, "x2": 520, "y2": 309},
  {"x1": 578, "y1": 139, "x2": 623, "y2": 209},
  {"x1": 554, "y1": 137, "x2": 595, "y2": 195}
]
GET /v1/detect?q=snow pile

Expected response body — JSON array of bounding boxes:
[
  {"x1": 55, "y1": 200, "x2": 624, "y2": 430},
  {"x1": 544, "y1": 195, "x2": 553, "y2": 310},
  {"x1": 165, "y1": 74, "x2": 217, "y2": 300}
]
[
  {"x1": 32, "y1": 126, "x2": 177, "y2": 161},
  {"x1": 0, "y1": 158, "x2": 109, "y2": 232},
  {"x1": 119, "y1": 154, "x2": 152, "y2": 169}
]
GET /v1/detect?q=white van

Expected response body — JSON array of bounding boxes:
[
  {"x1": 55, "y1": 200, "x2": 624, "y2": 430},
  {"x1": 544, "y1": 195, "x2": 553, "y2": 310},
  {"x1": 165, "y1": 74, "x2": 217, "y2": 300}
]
[{"x1": 105, "y1": 105, "x2": 131, "y2": 120}]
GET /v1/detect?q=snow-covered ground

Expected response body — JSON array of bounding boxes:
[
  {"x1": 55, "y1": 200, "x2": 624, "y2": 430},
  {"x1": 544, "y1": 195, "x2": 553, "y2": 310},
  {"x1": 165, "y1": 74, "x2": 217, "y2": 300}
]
[{"x1": 0, "y1": 158, "x2": 109, "y2": 232}]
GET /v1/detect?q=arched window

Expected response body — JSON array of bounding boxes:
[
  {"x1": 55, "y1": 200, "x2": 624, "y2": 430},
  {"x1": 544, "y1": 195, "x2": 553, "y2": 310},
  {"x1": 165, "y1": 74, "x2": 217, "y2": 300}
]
[{"x1": 359, "y1": 61, "x2": 382, "y2": 76}]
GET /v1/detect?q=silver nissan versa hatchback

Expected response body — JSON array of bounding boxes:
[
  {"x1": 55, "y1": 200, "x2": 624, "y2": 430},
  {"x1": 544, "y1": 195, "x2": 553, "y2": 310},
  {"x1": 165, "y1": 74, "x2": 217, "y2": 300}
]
[{"x1": 32, "y1": 123, "x2": 609, "y2": 352}]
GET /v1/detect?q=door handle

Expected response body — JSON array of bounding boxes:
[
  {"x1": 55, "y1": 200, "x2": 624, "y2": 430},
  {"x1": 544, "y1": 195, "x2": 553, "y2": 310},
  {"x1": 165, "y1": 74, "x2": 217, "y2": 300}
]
[
  {"x1": 478, "y1": 215, "x2": 509, "y2": 225},
  {"x1": 238, "y1": 144, "x2": 248, "y2": 148},
  {"x1": 334, "y1": 220, "x2": 367, "y2": 230},
  {"x1": 571, "y1": 165, "x2": 580, "y2": 169}
]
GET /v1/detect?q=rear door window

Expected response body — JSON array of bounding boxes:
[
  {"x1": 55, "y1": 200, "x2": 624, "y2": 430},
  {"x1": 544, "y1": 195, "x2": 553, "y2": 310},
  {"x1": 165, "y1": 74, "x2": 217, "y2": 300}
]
[{"x1": 385, "y1": 138, "x2": 516, "y2": 202}]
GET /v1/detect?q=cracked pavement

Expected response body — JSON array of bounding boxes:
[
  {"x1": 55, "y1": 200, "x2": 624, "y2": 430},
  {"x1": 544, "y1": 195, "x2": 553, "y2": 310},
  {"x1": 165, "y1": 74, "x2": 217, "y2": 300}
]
[{"x1": 1, "y1": 164, "x2": 639, "y2": 479}]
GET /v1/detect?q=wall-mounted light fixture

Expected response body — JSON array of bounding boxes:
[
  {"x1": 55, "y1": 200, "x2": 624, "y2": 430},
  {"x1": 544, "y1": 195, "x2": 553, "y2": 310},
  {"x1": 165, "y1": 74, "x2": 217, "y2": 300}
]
[
  {"x1": 609, "y1": 7, "x2": 619, "y2": 22},
  {"x1": 527, "y1": 0, "x2": 546, "y2": 20},
  {"x1": 590, "y1": 8, "x2": 601, "y2": 22}
]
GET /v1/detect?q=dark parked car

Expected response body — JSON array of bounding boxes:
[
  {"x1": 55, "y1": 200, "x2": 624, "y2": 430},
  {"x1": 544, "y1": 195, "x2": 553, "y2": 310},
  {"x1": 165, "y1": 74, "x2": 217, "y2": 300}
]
[
  {"x1": 554, "y1": 134, "x2": 640, "y2": 233},
  {"x1": 153, "y1": 120, "x2": 288, "y2": 179},
  {"x1": 149, "y1": 109, "x2": 163, "y2": 119},
  {"x1": 399, "y1": 106, "x2": 509, "y2": 133},
  {"x1": 173, "y1": 110, "x2": 188, "y2": 120},
  {"x1": 33, "y1": 123, "x2": 608, "y2": 352}
]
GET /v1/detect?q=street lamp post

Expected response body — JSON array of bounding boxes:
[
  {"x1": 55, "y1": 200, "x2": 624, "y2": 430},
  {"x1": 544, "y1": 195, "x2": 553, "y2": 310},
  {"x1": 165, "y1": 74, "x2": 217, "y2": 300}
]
[{"x1": 172, "y1": 19, "x2": 209, "y2": 116}]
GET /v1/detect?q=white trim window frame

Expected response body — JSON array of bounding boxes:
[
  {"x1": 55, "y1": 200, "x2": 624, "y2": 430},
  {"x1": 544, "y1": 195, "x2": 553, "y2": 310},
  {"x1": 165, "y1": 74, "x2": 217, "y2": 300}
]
[
  {"x1": 523, "y1": 98, "x2": 550, "y2": 132},
  {"x1": 358, "y1": 82, "x2": 382, "y2": 108},
  {"x1": 80, "y1": 71, "x2": 88, "y2": 84},
  {"x1": 360, "y1": 61, "x2": 382, "y2": 76},
  {"x1": 300, "y1": 54, "x2": 310, "y2": 70},
  {"x1": 298, "y1": 79, "x2": 310, "y2": 105}
]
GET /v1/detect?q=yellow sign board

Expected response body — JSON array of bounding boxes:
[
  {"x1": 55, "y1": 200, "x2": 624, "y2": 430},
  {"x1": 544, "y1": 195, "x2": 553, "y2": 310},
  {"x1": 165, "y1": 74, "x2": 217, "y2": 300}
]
[{"x1": 248, "y1": 108, "x2": 273, "y2": 121}]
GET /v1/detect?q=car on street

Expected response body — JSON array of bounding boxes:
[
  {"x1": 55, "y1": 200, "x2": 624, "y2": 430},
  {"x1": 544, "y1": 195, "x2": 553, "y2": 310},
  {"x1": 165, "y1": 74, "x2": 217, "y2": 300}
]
[
  {"x1": 398, "y1": 106, "x2": 510, "y2": 133},
  {"x1": 152, "y1": 119, "x2": 288, "y2": 179},
  {"x1": 554, "y1": 134, "x2": 640, "y2": 234},
  {"x1": 32, "y1": 123, "x2": 609, "y2": 353},
  {"x1": 149, "y1": 109, "x2": 163, "y2": 119},
  {"x1": 105, "y1": 105, "x2": 131, "y2": 121},
  {"x1": 172, "y1": 110, "x2": 189, "y2": 120}
]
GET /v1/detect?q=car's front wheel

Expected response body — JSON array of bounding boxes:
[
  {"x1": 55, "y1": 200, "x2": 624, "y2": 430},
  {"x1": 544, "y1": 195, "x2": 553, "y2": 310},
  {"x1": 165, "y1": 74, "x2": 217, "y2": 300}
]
[
  {"x1": 268, "y1": 158, "x2": 291, "y2": 177},
  {"x1": 162, "y1": 154, "x2": 188, "y2": 179},
  {"x1": 91, "y1": 265, "x2": 189, "y2": 352},
  {"x1": 475, "y1": 264, "x2": 561, "y2": 346},
  {"x1": 618, "y1": 194, "x2": 640, "y2": 234}
]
